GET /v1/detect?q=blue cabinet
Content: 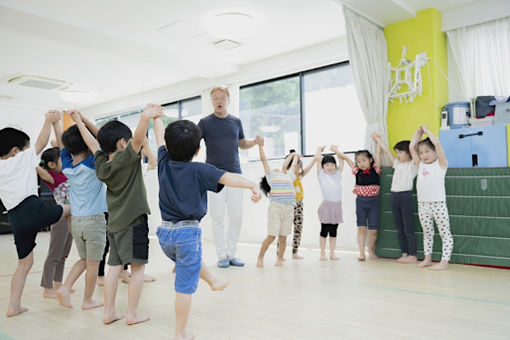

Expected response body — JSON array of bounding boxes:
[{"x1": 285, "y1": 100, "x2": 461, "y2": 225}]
[{"x1": 439, "y1": 125, "x2": 508, "y2": 167}]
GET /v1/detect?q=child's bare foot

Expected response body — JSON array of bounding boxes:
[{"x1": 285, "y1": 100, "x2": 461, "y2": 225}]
[
  {"x1": 417, "y1": 259, "x2": 433, "y2": 268},
  {"x1": 103, "y1": 313, "x2": 124, "y2": 324},
  {"x1": 43, "y1": 288, "x2": 58, "y2": 298},
  {"x1": 429, "y1": 260, "x2": 449, "y2": 271},
  {"x1": 144, "y1": 274, "x2": 156, "y2": 282},
  {"x1": 6, "y1": 306, "x2": 28, "y2": 317},
  {"x1": 175, "y1": 331, "x2": 195, "y2": 340},
  {"x1": 210, "y1": 279, "x2": 230, "y2": 291},
  {"x1": 292, "y1": 253, "x2": 304, "y2": 260},
  {"x1": 56, "y1": 287, "x2": 73, "y2": 309},
  {"x1": 369, "y1": 253, "x2": 379, "y2": 260},
  {"x1": 397, "y1": 255, "x2": 417, "y2": 263},
  {"x1": 120, "y1": 270, "x2": 131, "y2": 284},
  {"x1": 330, "y1": 254, "x2": 339, "y2": 261},
  {"x1": 256, "y1": 258, "x2": 264, "y2": 268},
  {"x1": 97, "y1": 276, "x2": 105, "y2": 287},
  {"x1": 320, "y1": 252, "x2": 327, "y2": 261},
  {"x1": 126, "y1": 314, "x2": 150, "y2": 325},
  {"x1": 357, "y1": 253, "x2": 366, "y2": 261},
  {"x1": 275, "y1": 259, "x2": 284, "y2": 266},
  {"x1": 82, "y1": 299, "x2": 104, "y2": 310}
]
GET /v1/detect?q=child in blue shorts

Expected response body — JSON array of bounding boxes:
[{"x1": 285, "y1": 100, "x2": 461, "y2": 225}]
[{"x1": 154, "y1": 117, "x2": 261, "y2": 340}]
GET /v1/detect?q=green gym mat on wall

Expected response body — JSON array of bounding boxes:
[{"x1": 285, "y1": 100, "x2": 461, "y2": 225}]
[{"x1": 376, "y1": 167, "x2": 510, "y2": 267}]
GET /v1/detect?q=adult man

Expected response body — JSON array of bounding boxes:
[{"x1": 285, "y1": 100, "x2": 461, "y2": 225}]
[{"x1": 198, "y1": 86, "x2": 263, "y2": 268}]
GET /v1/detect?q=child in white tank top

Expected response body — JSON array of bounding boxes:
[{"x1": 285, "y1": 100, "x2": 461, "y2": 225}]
[{"x1": 410, "y1": 126, "x2": 453, "y2": 271}]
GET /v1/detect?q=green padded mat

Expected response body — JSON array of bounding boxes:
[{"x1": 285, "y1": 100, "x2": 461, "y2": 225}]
[{"x1": 376, "y1": 167, "x2": 510, "y2": 267}]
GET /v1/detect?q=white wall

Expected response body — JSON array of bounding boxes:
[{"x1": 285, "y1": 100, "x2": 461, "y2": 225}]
[{"x1": 0, "y1": 104, "x2": 50, "y2": 140}]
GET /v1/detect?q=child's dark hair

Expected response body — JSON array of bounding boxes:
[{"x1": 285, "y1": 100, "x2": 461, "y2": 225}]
[
  {"x1": 97, "y1": 120, "x2": 133, "y2": 155},
  {"x1": 0, "y1": 127, "x2": 30, "y2": 157},
  {"x1": 354, "y1": 150, "x2": 374, "y2": 165},
  {"x1": 394, "y1": 140, "x2": 411, "y2": 155},
  {"x1": 40, "y1": 147, "x2": 60, "y2": 169},
  {"x1": 285, "y1": 149, "x2": 303, "y2": 174},
  {"x1": 417, "y1": 137, "x2": 435, "y2": 151},
  {"x1": 62, "y1": 125, "x2": 89, "y2": 156},
  {"x1": 259, "y1": 176, "x2": 271, "y2": 197},
  {"x1": 164, "y1": 120, "x2": 201, "y2": 161},
  {"x1": 321, "y1": 155, "x2": 337, "y2": 167}
]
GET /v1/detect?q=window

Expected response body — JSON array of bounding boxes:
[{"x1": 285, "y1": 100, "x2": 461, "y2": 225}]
[
  {"x1": 240, "y1": 76, "x2": 301, "y2": 159},
  {"x1": 239, "y1": 62, "x2": 365, "y2": 159}
]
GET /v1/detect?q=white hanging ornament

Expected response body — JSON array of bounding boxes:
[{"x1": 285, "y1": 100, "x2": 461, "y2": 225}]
[{"x1": 388, "y1": 46, "x2": 428, "y2": 103}]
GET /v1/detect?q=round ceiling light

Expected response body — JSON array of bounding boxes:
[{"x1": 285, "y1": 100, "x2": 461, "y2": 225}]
[
  {"x1": 59, "y1": 88, "x2": 97, "y2": 104},
  {"x1": 204, "y1": 12, "x2": 258, "y2": 41}
]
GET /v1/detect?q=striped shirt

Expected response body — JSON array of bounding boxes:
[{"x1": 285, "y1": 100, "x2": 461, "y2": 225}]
[{"x1": 267, "y1": 171, "x2": 296, "y2": 206}]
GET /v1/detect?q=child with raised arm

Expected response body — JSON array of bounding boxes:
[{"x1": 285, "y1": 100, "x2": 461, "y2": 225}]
[
  {"x1": 337, "y1": 145, "x2": 382, "y2": 261},
  {"x1": 154, "y1": 117, "x2": 261, "y2": 340},
  {"x1": 410, "y1": 126, "x2": 453, "y2": 271},
  {"x1": 316, "y1": 146, "x2": 344, "y2": 261},
  {"x1": 73, "y1": 105, "x2": 156, "y2": 324},
  {"x1": 257, "y1": 144, "x2": 299, "y2": 268},
  {"x1": 0, "y1": 110, "x2": 70, "y2": 317},
  {"x1": 56, "y1": 111, "x2": 107, "y2": 310},
  {"x1": 372, "y1": 133, "x2": 418, "y2": 263},
  {"x1": 37, "y1": 144, "x2": 74, "y2": 298}
]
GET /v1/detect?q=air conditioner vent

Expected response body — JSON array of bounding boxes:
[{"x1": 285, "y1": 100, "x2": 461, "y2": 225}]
[
  {"x1": 212, "y1": 39, "x2": 241, "y2": 50},
  {"x1": 7, "y1": 75, "x2": 71, "y2": 90}
]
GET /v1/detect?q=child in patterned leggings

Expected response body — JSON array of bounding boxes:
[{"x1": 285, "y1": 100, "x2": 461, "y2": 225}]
[{"x1": 410, "y1": 126, "x2": 453, "y2": 271}]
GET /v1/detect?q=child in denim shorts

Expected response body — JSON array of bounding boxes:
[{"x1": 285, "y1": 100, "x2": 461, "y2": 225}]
[{"x1": 154, "y1": 118, "x2": 261, "y2": 340}]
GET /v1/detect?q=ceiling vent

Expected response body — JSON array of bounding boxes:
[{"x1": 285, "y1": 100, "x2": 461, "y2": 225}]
[
  {"x1": 7, "y1": 75, "x2": 71, "y2": 90},
  {"x1": 212, "y1": 39, "x2": 241, "y2": 50}
]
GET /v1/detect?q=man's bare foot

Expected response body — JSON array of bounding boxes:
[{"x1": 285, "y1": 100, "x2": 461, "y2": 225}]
[
  {"x1": 429, "y1": 260, "x2": 449, "y2": 271},
  {"x1": 126, "y1": 314, "x2": 150, "y2": 325},
  {"x1": 120, "y1": 270, "x2": 131, "y2": 284},
  {"x1": 417, "y1": 260, "x2": 433, "y2": 268},
  {"x1": 210, "y1": 279, "x2": 230, "y2": 291},
  {"x1": 175, "y1": 331, "x2": 195, "y2": 340},
  {"x1": 97, "y1": 276, "x2": 105, "y2": 287},
  {"x1": 6, "y1": 306, "x2": 28, "y2": 317},
  {"x1": 330, "y1": 254, "x2": 340, "y2": 261},
  {"x1": 103, "y1": 313, "x2": 125, "y2": 324},
  {"x1": 144, "y1": 274, "x2": 156, "y2": 282},
  {"x1": 82, "y1": 299, "x2": 104, "y2": 310},
  {"x1": 256, "y1": 258, "x2": 264, "y2": 268},
  {"x1": 397, "y1": 255, "x2": 417, "y2": 263},
  {"x1": 43, "y1": 288, "x2": 58, "y2": 298},
  {"x1": 56, "y1": 287, "x2": 73, "y2": 309},
  {"x1": 292, "y1": 253, "x2": 304, "y2": 260},
  {"x1": 275, "y1": 259, "x2": 283, "y2": 267}
]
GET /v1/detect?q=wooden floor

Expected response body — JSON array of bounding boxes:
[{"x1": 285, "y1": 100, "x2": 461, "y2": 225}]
[{"x1": 0, "y1": 232, "x2": 509, "y2": 340}]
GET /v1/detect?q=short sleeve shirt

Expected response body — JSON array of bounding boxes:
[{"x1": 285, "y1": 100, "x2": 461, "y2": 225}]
[
  {"x1": 0, "y1": 147, "x2": 39, "y2": 210},
  {"x1": 352, "y1": 164, "x2": 381, "y2": 197},
  {"x1": 62, "y1": 149, "x2": 107, "y2": 217},
  {"x1": 318, "y1": 169, "x2": 343, "y2": 202},
  {"x1": 158, "y1": 146, "x2": 226, "y2": 223},
  {"x1": 94, "y1": 142, "x2": 150, "y2": 233},
  {"x1": 198, "y1": 114, "x2": 245, "y2": 173},
  {"x1": 391, "y1": 159, "x2": 417, "y2": 192},
  {"x1": 266, "y1": 171, "x2": 296, "y2": 206}
]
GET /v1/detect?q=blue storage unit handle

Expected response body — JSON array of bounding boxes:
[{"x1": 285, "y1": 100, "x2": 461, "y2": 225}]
[{"x1": 459, "y1": 131, "x2": 483, "y2": 139}]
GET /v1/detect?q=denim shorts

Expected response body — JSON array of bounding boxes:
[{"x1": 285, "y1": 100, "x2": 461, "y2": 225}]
[
  {"x1": 356, "y1": 196, "x2": 380, "y2": 230},
  {"x1": 156, "y1": 221, "x2": 202, "y2": 294}
]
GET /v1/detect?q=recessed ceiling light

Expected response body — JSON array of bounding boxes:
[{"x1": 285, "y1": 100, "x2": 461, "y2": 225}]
[
  {"x1": 59, "y1": 89, "x2": 96, "y2": 104},
  {"x1": 204, "y1": 12, "x2": 258, "y2": 41}
]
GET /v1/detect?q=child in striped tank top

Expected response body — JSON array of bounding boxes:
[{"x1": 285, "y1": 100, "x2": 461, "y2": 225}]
[{"x1": 257, "y1": 143, "x2": 300, "y2": 268}]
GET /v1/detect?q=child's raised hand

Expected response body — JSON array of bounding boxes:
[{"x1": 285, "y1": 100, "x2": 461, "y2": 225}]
[
  {"x1": 251, "y1": 186, "x2": 262, "y2": 203},
  {"x1": 371, "y1": 132, "x2": 381, "y2": 140},
  {"x1": 255, "y1": 135, "x2": 264, "y2": 146},
  {"x1": 330, "y1": 145, "x2": 338, "y2": 153},
  {"x1": 69, "y1": 110, "x2": 82, "y2": 123},
  {"x1": 142, "y1": 103, "x2": 163, "y2": 119},
  {"x1": 46, "y1": 110, "x2": 61, "y2": 124},
  {"x1": 421, "y1": 125, "x2": 430, "y2": 134}
]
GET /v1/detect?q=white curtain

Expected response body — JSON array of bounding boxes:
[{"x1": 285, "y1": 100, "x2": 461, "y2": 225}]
[
  {"x1": 343, "y1": 7, "x2": 390, "y2": 159},
  {"x1": 447, "y1": 16, "x2": 510, "y2": 100}
]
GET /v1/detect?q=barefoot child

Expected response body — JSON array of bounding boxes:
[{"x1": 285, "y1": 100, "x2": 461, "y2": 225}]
[
  {"x1": 316, "y1": 146, "x2": 344, "y2": 261},
  {"x1": 410, "y1": 126, "x2": 453, "y2": 271},
  {"x1": 337, "y1": 145, "x2": 382, "y2": 261},
  {"x1": 75, "y1": 106, "x2": 156, "y2": 325},
  {"x1": 37, "y1": 146, "x2": 74, "y2": 297},
  {"x1": 0, "y1": 111, "x2": 70, "y2": 317},
  {"x1": 154, "y1": 117, "x2": 261, "y2": 340},
  {"x1": 57, "y1": 112, "x2": 107, "y2": 310},
  {"x1": 257, "y1": 144, "x2": 299, "y2": 268},
  {"x1": 372, "y1": 133, "x2": 418, "y2": 263}
]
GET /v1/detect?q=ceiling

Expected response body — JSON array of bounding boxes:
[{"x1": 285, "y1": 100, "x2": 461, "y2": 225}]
[{"x1": 0, "y1": 0, "x2": 497, "y2": 111}]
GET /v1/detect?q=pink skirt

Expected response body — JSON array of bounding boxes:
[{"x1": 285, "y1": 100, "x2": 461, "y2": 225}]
[{"x1": 318, "y1": 200, "x2": 343, "y2": 224}]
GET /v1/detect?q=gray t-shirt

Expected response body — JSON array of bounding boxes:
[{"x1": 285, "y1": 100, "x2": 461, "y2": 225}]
[{"x1": 198, "y1": 113, "x2": 245, "y2": 173}]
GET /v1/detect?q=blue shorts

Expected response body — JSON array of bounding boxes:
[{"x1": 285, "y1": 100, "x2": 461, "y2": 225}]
[
  {"x1": 356, "y1": 196, "x2": 379, "y2": 230},
  {"x1": 156, "y1": 221, "x2": 202, "y2": 294}
]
